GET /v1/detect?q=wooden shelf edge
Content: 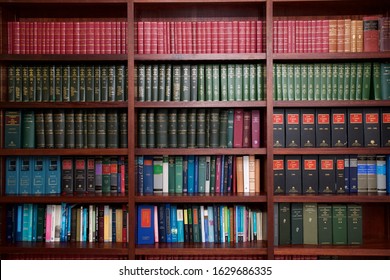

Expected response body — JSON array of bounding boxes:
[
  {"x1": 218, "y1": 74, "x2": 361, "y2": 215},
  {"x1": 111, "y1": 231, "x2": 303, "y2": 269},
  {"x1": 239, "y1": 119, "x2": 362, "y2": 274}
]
[
  {"x1": 135, "y1": 53, "x2": 266, "y2": 61},
  {"x1": 135, "y1": 101, "x2": 267, "y2": 108},
  {"x1": 0, "y1": 148, "x2": 129, "y2": 156},
  {"x1": 0, "y1": 194, "x2": 129, "y2": 204},
  {"x1": 273, "y1": 194, "x2": 390, "y2": 203},
  {"x1": 273, "y1": 148, "x2": 390, "y2": 155},
  {"x1": 274, "y1": 244, "x2": 390, "y2": 256},
  {"x1": 135, "y1": 193, "x2": 267, "y2": 203},
  {"x1": 273, "y1": 52, "x2": 390, "y2": 60},
  {"x1": 135, "y1": 148, "x2": 267, "y2": 155},
  {"x1": 274, "y1": 100, "x2": 390, "y2": 107},
  {"x1": 0, "y1": 101, "x2": 128, "y2": 109},
  {"x1": 134, "y1": 0, "x2": 266, "y2": 3}
]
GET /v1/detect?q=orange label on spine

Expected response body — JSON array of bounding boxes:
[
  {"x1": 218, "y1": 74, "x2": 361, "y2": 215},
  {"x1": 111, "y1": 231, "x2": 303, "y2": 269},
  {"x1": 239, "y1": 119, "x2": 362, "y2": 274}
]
[
  {"x1": 304, "y1": 160, "x2": 317, "y2": 170},
  {"x1": 337, "y1": 159, "x2": 344, "y2": 169},
  {"x1": 318, "y1": 114, "x2": 330, "y2": 124},
  {"x1": 333, "y1": 113, "x2": 345, "y2": 124},
  {"x1": 288, "y1": 114, "x2": 299, "y2": 124},
  {"x1": 273, "y1": 160, "x2": 284, "y2": 170},
  {"x1": 287, "y1": 160, "x2": 300, "y2": 170},
  {"x1": 273, "y1": 114, "x2": 284, "y2": 124},
  {"x1": 321, "y1": 159, "x2": 334, "y2": 170},
  {"x1": 366, "y1": 113, "x2": 379, "y2": 123},
  {"x1": 350, "y1": 113, "x2": 363, "y2": 123},
  {"x1": 303, "y1": 114, "x2": 315, "y2": 124},
  {"x1": 141, "y1": 209, "x2": 151, "y2": 228},
  {"x1": 383, "y1": 113, "x2": 390, "y2": 123}
]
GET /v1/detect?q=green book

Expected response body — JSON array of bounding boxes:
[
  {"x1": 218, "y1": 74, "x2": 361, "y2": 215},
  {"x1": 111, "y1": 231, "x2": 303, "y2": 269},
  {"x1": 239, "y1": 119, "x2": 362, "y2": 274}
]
[
  {"x1": 278, "y1": 203, "x2": 291, "y2": 245},
  {"x1": 137, "y1": 64, "x2": 146, "y2": 101},
  {"x1": 54, "y1": 66, "x2": 62, "y2": 101},
  {"x1": 115, "y1": 65, "x2": 125, "y2": 101},
  {"x1": 372, "y1": 62, "x2": 381, "y2": 100},
  {"x1": 313, "y1": 63, "x2": 321, "y2": 100},
  {"x1": 362, "y1": 62, "x2": 372, "y2": 100},
  {"x1": 144, "y1": 64, "x2": 152, "y2": 101},
  {"x1": 85, "y1": 65, "x2": 94, "y2": 101},
  {"x1": 119, "y1": 111, "x2": 128, "y2": 148},
  {"x1": 318, "y1": 204, "x2": 333, "y2": 245},
  {"x1": 165, "y1": 64, "x2": 172, "y2": 101},
  {"x1": 205, "y1": 64, "x2": 213, "y2": 101},
  {"x1": 212, "y1": 64, "x2": 220, "y2": 101},
  {"x1": 168, "y1": 156, "x2": 176, "y2": 193},
  {"x1": 48, "y1": 65, "x2": 56, "y2": 101},
  {"x1": 219, "y1": 109, "x2": 228, "y2": 148},
  {"x1": 187, "y1": 109, "x2": 196, "y2": 148},
  {"x1": 28, "y1": 66, "x2": 36, "y2": 101},
  {"x1": 343, "y1": 63, "x2": 351, "y2": 100},
  {"x1": 79, "y1": 65, "x2": 86, "y2": 102},
  {"x1": 198, "y1": 156, "x2": 207, "y2": 193},
  {"x1": 151, "y1": 64, "x2": 159, "y2": 101},
  {"x1": 227, "y1": 64, "x2": 235, "y2": 101},
  {"x1": 35, "y1": 66, "x2": 42, "y2": 101},
  {"x1": 14, "y1": 65, "x2": 23, "y2": 102},
  {"x1": 8, "y1": 65, "x2": 16, "y2": 101},
  {"x1": 281, "y1": 64, "x2": 288, "y2": 100},
  {"x1": 320, "y1": 63, "x2": 327, "y2": 100},
  {"x1": 62, "y1": 65, "x2": 70, "y2": 102},
  {"x1": 332, "y1": 204, "x2": 347, "y2": 245},
  {"x1": 380, "y1": 63, "x2": 390, "y2": 100},
  {"x1": 209, "y1": 156, "x2": 216, "y2": 193},
  {"x1": 256, "y1": 63, "x2": 264, "y2": 100},
  {"x1": 35, "y1": 111, "x2": 45, "y2": 148},
  {"x1": 156, "y1": 109, "x2": 168, "y2": 148},
  {"x1": 175, "y1": 156, "x2": 183, "y2": 193},
  {"x1": 220, "y1": 64, "x2": 228, "y2": 101},
  {"x1": 192, "y1": 205, "x2": 200, "y2": 242},
  {"x1": 293, "y1": 64, "x2": 301, "y2": 100},
  {"x1": 274, "y1": 64, "x2": 281, "y2": 100},
  {"x1": 106, "y1": 109, "x2": 119, "y2": 148},
  {"x1": 65, "y1": 110, "x2": 75, "y2": 149},
  {"x1": 291, "y1": 203, "x2": 303, "y2": 245},
  {"x1": 168, "y1": 109, "x2": 177, "y2": 148},
  {"x1": 337, "y1": 63, "x2": 345, "y2": 100},
  {"x1": 86, "y1": 109, "x2": 96, "y2": 148},
  {"x1": 242, "y1": 64, "x2": 250, "y2": 101},
  {"x1": 349, "y1": 63, "x2": 357, "y2": 100},
  {"x1": 102, "y1": 157, "x2": 111, "y2": 194},
  {"x1": 146, "y1": 109, "x2": 155, "y2": 148},
  {"x1": 205, "y1": 110, "x2": 211, "y2": 148},
  {"x1": 70, "y1": 66, "x2": 80, "y2": 102},
  {"x1": 227, "y1": 109, "x2": 234, "y2": 148},
  {"x1": 347, "y1": 204, "x2": 363, "y2": 245},
  {"x1": 196, "y1": 109, "x2": 206, "y2": 148},
  {"x1": 303, "y1": 203, "x2": 318, "y2": 245},
  {"x1": 190, "y1": 65, "x2": 198, "y2": 101},
  {"x1": 331, "y1": 63, "x2": 339, "y2": 100},
  {"x1": 300, "y1": 64, "x2": 308, "y2": 100},
  {"x1": 355, "y1": 63, "x2": 363, "y2": 100},
  {"x1": 4, "y1": 111, "x2": 21, "y2": 148},
  {"x1": 74, "y1": 109, "x2": 84, "y2": 148},
  {"x1": 249, "y1": 64, "x2": 256, "y2": 101},
  {"x1": 177, "y1": 109, "x2": 188, "y2": 148},
  {"x1": 326, "y1": 64, "x2": 332, "y2": 100},
  {"x1": 21, "y1": 66, "x2": 29, "y2": 101},
  {"x1": 44, "y1": 110, "x2": 54, "y2": 148},
  {"x1": 307, "y1": 64, "x2": 314, "y2": 100},
  {"x1": 107, "y1": 65, "x2": 116, "y2": 102},
  {"x1": 53, "y1": 109, "x2": 65, "y2": 149},
  {"x1": 100, "y1": 66, "x2": 109, "y2": 101},
  {"x1": 93, "y1": 65, "x2": 101, "y2": 101},
  {"x1": 234, "y1": 64, "x2": 243, "y2": 101},
  {"x1": 137, "y1": 109, "x2": 147, "y2": 148},
  {"x1": 197, "y1": 64, "x2": 205, "y2": 101},
  {"x1": 181, "y1": 64, "x2": 191, "y2": 101},
  {"x1": 209, "y1": 109, "x2": 220, "y2": 148},
  {"x1": 23, "y1": 111, "x2": 36, "y2": 148}
]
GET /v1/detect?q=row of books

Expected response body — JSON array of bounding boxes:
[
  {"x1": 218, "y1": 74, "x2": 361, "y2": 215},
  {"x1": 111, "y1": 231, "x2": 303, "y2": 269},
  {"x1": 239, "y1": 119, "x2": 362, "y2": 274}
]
[
  {"x1": 275, "y1": 203, "x2": 362, "y2": 246},
  {"x1": 273, "y1": 16, "x2": 389, "y2": 53},
  {"x1": 136, "y1": 63, "x2": 266, "y2": 102},
  {"x1": 5, "y1": 156, "x2": 128, "y2": 195},
  {"x1": 135, "y1": 20, "x2": 264, "y2": 55},
  {"x1": 273, "y1": 108, "x2": 390, "y2": 148},
  {"x1": 8, "y1": 21, "x2": 128, "y2": 54},
  {"x1": 137, "y1": 204, "x2": 267, "y2": 245},
  {"x1": 138, "y1": 108, "x2": 261, "y2": 149},
  {"x1": 273, "y1": 62, "x2": 390, "y2": 101},
  {"x1": 273, "y1": 155, "x2": 390, "y2": 195},
  {"x1": 4, "y1": 110, "x2": 128, "y2": 149},
  {"x1": 136, "y1": 155, "x2": 261, "y2": 195},
  {"x1": 7, "y1": 64, "x2": 128, "y2": 102},
  {"x1": 6, "y1": 203, "x2": 128, "y2": 243}
]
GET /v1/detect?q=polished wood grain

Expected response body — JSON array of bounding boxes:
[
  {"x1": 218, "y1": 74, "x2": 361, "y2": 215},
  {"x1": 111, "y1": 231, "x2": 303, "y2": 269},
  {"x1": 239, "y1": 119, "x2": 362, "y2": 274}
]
[{"x1": 135, "y1": 101, "x2": 267, "y2": 108}]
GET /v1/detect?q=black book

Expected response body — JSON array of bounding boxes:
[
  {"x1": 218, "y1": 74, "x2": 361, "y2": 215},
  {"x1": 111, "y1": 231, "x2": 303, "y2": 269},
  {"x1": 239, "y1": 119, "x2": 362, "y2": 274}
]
[
  {"x1": 285, "y1": 156, "x2": 302, "y2": 194},
  {"x1": 53, "y1": 109, "x2": 65, "y2": 148},
  {"x1": 363, "y1": 108, "x2": 380, "y2": 147},
  {"x1": 331, "y1": 108, "x2": 347, "y2": 147},
  {"x1": 381, "y1": 107, "x2": 390, "y2": 147},
  {"x1": 74, "y1": 157, "x2": 87, "y2": 193},
  {"x1": 273, "y1": 108, "x2": 285, "y2": 148},
  {"x1": 65, "y1": 109, "x2": 75, "y2": 148},
  {"x1": 316, "y1": 108, "x2": 331, "y2": 147},
  {"x1": 319, "y1": 156, "x2": 336, "y2": 194},
  {"x1": 302, "y1": 155, "x2": 319, "y2": 194},
  {"x1": 285, "y1": 108, "x2": 300, "y2": 148},
  {"x1": 301, "y1": 108, "x2": 316, "y2": 148},
  {"x1": 348, "y1": 108, "x2": 364, "y2": 147}
]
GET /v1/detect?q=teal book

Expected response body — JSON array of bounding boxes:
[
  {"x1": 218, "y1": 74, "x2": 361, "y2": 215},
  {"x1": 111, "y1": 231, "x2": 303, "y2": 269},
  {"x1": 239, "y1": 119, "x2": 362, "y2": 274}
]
[
  {"x1": 19, "y1": 156, "x2": 32, "y2": 195},
  {"x1": 175, "y1": 156, "x2": 183, "y2": 193},
  {"x1": 212, "y1": 64, "x2": 220, "y2": 101},
  {"x1": 5, "y1": 111, "x2": 22, "y2": 148},
  {"x1": 198, "y1": 156, "x2": 207, "y2": 193},
  {"x1": 177, "y1": 208, "x2": 185, "y2": 242},
  {"x1": 187, "y1": 155, "x2": 195, "y2": 194},
  {"x1": 380, "y1": 63, "x2": 390, "y2": 100},
  {"x1": 6, "y1": 156, "x2": 19, "y2": 194},
  {"x1": 32, "y1": 156, "x2": 46, "y2": 195},
  {"x1": 170, "y1": 205, "x2": 178, "y2": 243},
  {"x1": 46, "y1": 156, "x2": 61, "y2": 194},
  {"x1": 22, "y1": 203, "x2": 33, "y2": 241}
]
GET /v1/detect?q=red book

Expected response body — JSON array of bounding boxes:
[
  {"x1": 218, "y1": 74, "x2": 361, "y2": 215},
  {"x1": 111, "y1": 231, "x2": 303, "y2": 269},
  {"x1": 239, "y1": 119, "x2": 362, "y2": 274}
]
[
  {"x1": 32, "y1": 22, "x2": 38, "y2": 54},
  {"x1": 143, "y1": 21, "x2": 151, "y2": 54},
  {"x1": 256, "y1": 20, "x2": 262, "y2": 53},
  {"x1": 105, "y1": 22, "x2": 113, "y2": 54},
  {"x1": 250, "y1": 21, "x2": 256, "y2": 53},
  {"x1": 53, "y1": 22, "x2": 61, "y2": 54},
  {"x1": 185, "y1": 21, "x2": 193, "y2": 54},
  {"x1": 150, "y1": 21, "x2": 158, "y2": 54},
  {"x1": 337, "y1": 19, "x2": 345, "y2": 52},
  {"x1": 8, "y1": 22, "x2": 13, "y2": 54},
  {"x1": 164, "y1": 22, "x2": 169, "y2": 54},
  {"x1": 272, "y1": 20, "x2": 277, "y2": 53},
  {"x1": 196, "y1": 21, "x2": 202, "y2": 54},
  {"x1": 192, "y1": 22, "x2": 197, "y2": 54},
  {"x1": 215, "y1": 156, "x2": 222, "y2": 193},
  {"x1": 205, "y1": 21, "x2": 212, "y2": 53},
  {"x1": 111, "y1": 22, "x2": 118, "y2": 54},
  {"x1": 25, "y1": 22, "x2": 31, "y2": 54},
  {"x1": 48, "y1": 22, "x2": 54, "y2": 54},
  {"x1": 277, "y1": 20, "x2": 283, "y2": 53},
  {"x1": 233, "y1": 109, "x2": 244, "y2": 148},
  {"x1": 122, "y1": 21, "x2": 127, "y2": 54},
  {"x1": 170, "y1": 21, "x2": 175, "y2": 54},
  {"x1": 295, "y1": 20, "x2": 301, "y2": 53},
  {"x1": 363, "y1": 15, "x2": 381, "y2": 52},
  {"x1": 232, "y1": 21, "x2": 239, "y2": 53},
  {"x1": 117, "y1": 22, "x2": 122, "y2": 54},
  {"x1": 73, "y1": 21, "x2": 80, "y2": 54},
  {"x1": 303, "y1": 20, "x2": 308, "y2": 53},
  {"x1": 251, "y1": 110, "x2": 260, "y2": 148},
  {"x1": 175, "y1": 21, "x2": 183, "y2": 54},
  {"x1": 86, "y1": 22, "x2": 95, "y2": 54},
  {"x1": 218, "y1": 21, "x2": 225, "y2": 53},
  {"x1": 92, "y1": 22, "x2": 100, "y2": 54},
  {"x1": 122, "y1": 206, "x2": 128, "y2": 243},
  {"x1": 322, "y1": 19, "x2": 329, "y2": 53},
  {"x1": 225, "y1": 21, "x2": 233, "y2": 53},
  {"x1": 243, "y1": 110, "x2": 251, "y2": 148},
  {"x1": 79, "y1": 22, "x2": 87, "y2": 54},
  {"x1": 37, "y1": 22, "x2": 42, "y2": 54},
  {"x1": 307, "y1": 20, "x2": 313, "y2": 53},
  {"x1": 19, "y1": 21, "x2": 26, "y2": 54},
  {"x1": 238, "y1": 21, "x2": 246, "y2": 53},
  {"x1": 283, "y1": 20, "x2": 288, "y2": 53},
  {"x1": 157, "y1": 21, "x2": 164, "y2": 54},
  {"x1": 380, "y1": 17, "x2": 390, "y2": 52},
  {"x1": 65, "y1": 22, "x2": 73, "y2": 54},
  {"x1": 314, "y1": 20, "x2": 320, "y2": 52},
  {"x1": 136, "y1": 22, "x2": 144, "y2": 54},
  {"x1": 12, "y1": 22, "x2": 20, "y2": 54},
  {"x1": 211, "y1": 21, "x2": 218, "y2": 53},
  {"x1": 41, "y1": 22, "x2": 46, "y2": 54},
  {"x1": 287, "y1": 20, "x2": 293, "y2": 53}
]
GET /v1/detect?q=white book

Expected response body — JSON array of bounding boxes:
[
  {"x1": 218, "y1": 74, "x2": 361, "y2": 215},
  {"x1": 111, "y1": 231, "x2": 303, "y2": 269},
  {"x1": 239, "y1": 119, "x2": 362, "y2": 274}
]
[
  {"x1": 200, "y1": 205, "x2": 205, "y2": 242},
  {"x1": 89, "y1": 205, "x2": 94, "y2": 243},
  {"x1": 162, "y1": 156, "x2": 169, "y2": 193},
  {"x1": 243, "y1": 155, "x2": 250, "y2": 193},
  {"x1": 153, "y1": 156, "x2": 163, "y2": 193},
  {"x1": 54, "y1": 204, "x2": 61, "y2": 242},
  {"x1": 205, "y1": 156, "x2": 211, "y2": 193},
  {"x1": 154, "y1": 206, "x2": 159, "y2": 243}
]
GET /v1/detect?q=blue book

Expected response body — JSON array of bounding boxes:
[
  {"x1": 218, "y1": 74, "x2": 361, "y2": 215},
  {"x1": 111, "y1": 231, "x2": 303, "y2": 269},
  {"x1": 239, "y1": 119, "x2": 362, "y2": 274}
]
[
  {"x1": 158, "y1": 204, "x2": 166, "y2": 242},
  {"x1": 253, "y1": 211, "x2": 258, "y2": 241},
  {"x1": 19, "y1": 157, "x2": 32, "y2": 194},
  {"x1": 112, "y1": 208, "x2": 117, "y2": 242},
  {"x1": 170, "y1": 204, "x2": 178, "y2": 242},
  {"x1": 187, "y1": 156, "x2": 195, "y2": 194},
  {"x1": 31, "y1": 204, "x2": 38, "y2": 241},
  {"x1": 220, "y1": 156, "x2": 225, "y2": 193},
  {"x1": 22, "y1": 203, "x2": 33, "y2": 241},
  {"x1": 32, "y1": 156, "x2": 46, "y2": 194},
  {"x1": 136, "y1": 204, "x2": 154, "y2": 245},
  {"x1": 137, "y1": 156, "x2": 144, "y2": 194},
  {"x1": 182, "y1": 156, "x2": 188, "y2": 193},
  {"x1": 349, "y1": 156, "x2": 358, "y2": 193},
  {"x1": 83, "y1": 207, "x2": 88, "y2": 242},
  {"x1": 194, "y1": 156, "x2": 199, "y2": 193},
  {"x1": 6, "y1": 205, "x2": 15, "y2": 242},
  {"x1": 227, "y1": 156, "x2": 233, "y2": 193},
  {"x1": 46, "y1": 156, "x2": 61, "y2": 194},
  {"x1": 387, "y1": 156, "x2": 390, "y2": 194},
  {"x1": 16, "y1": 204, "x2": 23, "y2": 241},
  {"x1": 165, "y1": 204, "x2": 172, "y2": 242},
  {"x1": 60, "y1": 203, "x2": 68, "y2": 242},
  {"x1": 207, "y1": 206, "x2": 215, "y2": 243},
  {"x1": 6, "y1": 156, "x2": 19, "y2": 194},
  {"x1": 344, "y1": 156, "x2": 350, "y2": 193},
  {"x1": 204, "y1": 208, "x2": 209, "y2": 242},
  {"x1": 177, "y1": 208, "x2": 184, "y2": 242},
  {"x1": 143, "y1": 156, "x2": 154, "y2": 194}
]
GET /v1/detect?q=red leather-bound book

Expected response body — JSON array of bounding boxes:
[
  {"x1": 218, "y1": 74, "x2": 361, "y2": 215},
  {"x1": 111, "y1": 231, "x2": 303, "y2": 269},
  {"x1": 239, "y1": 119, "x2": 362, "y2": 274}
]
[
  {"x1": 232, "y1": 20, "x2": 239, "y2": 53},
  {"x1": 111, "y1": 22, "x2": 117, "y2": 54},
  {"x1": 73, "y1": 21, "x2": 80, "y2": 54},
  {"x1": 79, "y1": 21, "x2": 87, "y2": 54},
  {"x1": 176, "y1": 21, "x2": 183, "y2": 54},
  {"x1": 211, "y1": 21, "x2": 218, "y2": 53},
  {"x1": 170, "y1": 21, "x2": 175, "y2": 54},
  {"x1": 250, "y1": 21, "x2": 256, "y2": 53},
  {"x1": 233, "y1": 109, "x2": 244, "y2": 148},
  {"x1": 283, "y1": 20, "x2": 288, "y2": 53},
  {"x1": 192, "y1": 22, "x2": 197, "y2": 54},
  {"x1": 303, "y1": 20, "x2": 308, "y2": 53},
  {"x1": 143, "y1": 21, "x2": 151, "y2": 54},
  {"x1": 19, "y1": 21, "x2": 26, "y2": 54},
  {"x1": 137, "y1": 21, "x2": 144, "y2": 54},
  {"x1": 272, "y1": 20, "x2": 277, "y2": 53},
  {"x1": 226, "y1": 21, "x2": 233, "y2": 53},
  {"x1": 307, "y1": 20, "x2": 313, "y2": 53},
  {"x1": 93, "y1": 22, "x2": 101, "y2": 54},
  {"x1": 86, "y1": 22, "x2": 95, "y2": 54},
  {"x1": 150, "y1": 21, "x2": 158, "y2": 54},
  {"x1": 121, "y1": 21, "x2": 127, "y2": 54},
  {"x1": 157, "y1": 21, "x2": 164, "y2": 54},
  {"x1": 200, "y1": 21, "x2": 206, "y2": 54},
  {"x1": 256, "y1": 20, "x2": 262, "y2": 53},
  {"x1": 164, "y1": 21, "x2": 170, "y2": 54},
  {"x1": 218, "y1": 21, "x2": 225, "y2": 53},
  {"x1": 12, "y1": 22, "x2": 20, "y2": 54},
  {"x1": 105, "y1": 22, "x2": 113, "y2": 54},
  {"x1": 65, "y1": 22, "x2": 73, "y2": 54},
  {"x1": 195, "y1": 21, "x2": 201, "y2": 54},
  {"x1": 380, "y1": 17, "x2": 390, "y2": 52},
  {"x1": 36, "y1": 22, "x2": 42, "y2": 54},
  {"x1": 185, "y1": 21, "x2": 193, "y2": 54},
  {"x1": 205, "y1": 21, "x2": 212, "y2": 53},
  {"x1": 238, "y1": 21, "x2": 246, "y2": 53},
  {"x1": 55, "y1": 22, "x2": 63, "y2": 54},
  {"x1": 322, "y1": 19, "x2": 329, "y2": 53},
  {"x1": 363, "y1": 15, "x2": 381, "y2": 52}
]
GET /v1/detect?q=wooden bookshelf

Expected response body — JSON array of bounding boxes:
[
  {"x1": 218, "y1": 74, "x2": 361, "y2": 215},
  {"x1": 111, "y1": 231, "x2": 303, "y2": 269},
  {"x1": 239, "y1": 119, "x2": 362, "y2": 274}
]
[{"x1": 0, "y1": 0, "x2": 389, "y2": 261}]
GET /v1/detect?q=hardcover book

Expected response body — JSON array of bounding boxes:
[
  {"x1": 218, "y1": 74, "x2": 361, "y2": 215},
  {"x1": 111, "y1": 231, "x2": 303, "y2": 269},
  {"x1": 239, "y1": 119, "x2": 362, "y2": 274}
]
[{"x1": 137, "y1": 205, "x2": 154, "y2": 245}]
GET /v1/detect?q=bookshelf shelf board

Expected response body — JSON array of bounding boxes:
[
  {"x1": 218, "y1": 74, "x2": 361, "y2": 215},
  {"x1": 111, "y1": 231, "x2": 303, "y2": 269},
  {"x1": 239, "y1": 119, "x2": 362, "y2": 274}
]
[
  {"x1": 0, "y1": 54, "x2": 128, "y2": 62},
  {"x1": 274, "y1": 242, "x2": 390, "y2": 257},
  {"x1": 273, "y1": 52, "x2": 390, "y2": 61},
  {"x1": 135, "y1": 193, "x2": 267, "y2": 203},
  {"x1": 135, "y1": 241, "x2": 268, "y2": 256},
  {"x1": 134, "y1": 0, "x2": 265, "y2": 3},
  {"x1": 273, "y1": 148, "x2": 390, "y2": 155},
  {"x1": 274, "y1": 100, "x2": 390, "y2": 108},
  {"x1": 135, "y1": 148, "x2": 267, "y2": 156},
  {"x1": 0, "y1": 242, "x2": 129, "y2": 255},
  {"x1": 135, "y1": 53, "x2": 266, "y2": 61},
  {"x1": 1, "y1": 0, "x2": 128, "y2": 4},
  {"x1": 0, "y1": 102, "x2": 128, "y2": 109},
  {"x1": 273, "y1": 194, "x2": 390, "y2": 203},
  {"x1": 0, "y1": 194, "x2": 128, "y2": 204},
  {"x1": 0, "y1": 149, "x2": 129, "y2": 156},
  {"x1": 135, "y1": 101, "x2": 267, "y2": 108}
]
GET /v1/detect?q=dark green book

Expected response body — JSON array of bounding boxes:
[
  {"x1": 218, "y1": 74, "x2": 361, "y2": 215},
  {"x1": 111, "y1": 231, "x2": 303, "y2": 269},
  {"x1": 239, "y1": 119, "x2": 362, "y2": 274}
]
[
  {"x1": 281, "y1": 64, "x2": 288, "y2": 100},
  {"x1": 93, "y1": 65, "x2": 101, "y2": 101},
  {"x1": 209, "y1": 109, "x2": 220, "y2": 148},
  {"x1": 205, "y1": 64, "x2": 213, "y2": 101},
  {"x1": 337, "y1": 63, "x2": 345, "y2": 100},
  {"x1": 209, "y1": 156, "x2": 216, "y2": 193},
  {"x1": 287, "y1": 64, "x2": 294, "y2": 101},
  {"x1": 96, "y1": 109, "x2": 107, "y2": 148},
  {"x1": 380, "y1": 63, "x2": 390, "y2": 100},
  {"x1": 48, "y1": 65, "x2": 56, "y2": 101},
  {"x1": 22, "y1": 111, "x2": 35, "y2": 148},
  {"x1": 301, "y1": 64, "x2": 308, "y2": 101},
  {"x1": 325, "y1": 64, "x2": 332, "y2": 100},
  {"x1": 4, "y1": 111, "x2": 21, "y2": 148},
  {"x1": 165, "y1": 64, "x2": 172, "y2": 101},
  {"x1": 362, "y1": 62, "x2": 372, "y2": 100},
  {"x1": 242, "y1": 64, "x2": 250, "y2": 101},
  {"x1": 318, "y1": 204, "x2": 333, "y2": 245},
  {"x1": 74, "y1": 109, "x2": 84, "y2": 149},
  {"x1": 355, "y1": 63, "x2": 363, "y2": 100},
  {"x1": 62, "y1": 65, "x2": 70, "y2": 102},
  {"x1": 187, "y1": 109, "x2": 196, "y2": 148},
  {"x1": 158, "y1": 64, "x2": 166, "y2": 101},
  {"x1": 248, "y1": 64, "x2": 256, "y2": 101},
  {"x1": 192, "y1": 205, "x2": 200, "y2": 242},
  {"x1": 320, "y1": 63, "x2": 327, "y2": 100},
  {"x1": 119, "y1": 111, "x2": 128, "y2": 148},
  {"x1": 332, "y1": 204, "x2": 347, "y2": 245},
  {"x1": 278, "y1": 203, "x2": 291, "y2": 245},
  {"x1": 347, "y1": 204, "x2": 362, "y2": 245},
  {"x1": 181, "y1": 64, "x2": 191, "y2": 101},
  {"x1": 291, "y1": 203, "x2": 303, "y2": 245},
  {"x1": 44, "y1": 110, "x2": 54, "y2": 148},
  {"x1": 14, "y1": 65, "x2": 22, "y2": 101},
  {"x1": 168, "y1": 156, "x2": 176, "y2": 193},
  {"x1": 197, "y1": 64, "x2": 205, "y2": 101},
  {"x1": 65, "y1": 109, "x2": 75, "y2": 148},
  {"x1": 53, "y1": 109, "x2": 65, "y2": 148},
  {"x1": 307, "y1": 64, "x2": 314, "y2": 100},
  {"x1": 102, "y1": 157, "x2": 111, "y2": 194},
  {"x1": 313, "y1": 64, "x2": 321, "y2": 100},
  {"x1": 190, "y1": 65, "x2": 198, "y2": 101},
  {"x1": 35, "y1": 66, "x2": 43, "y2": 101},
  {"x1": 343, "y1": 63, "x2": 351, "y2": 100},
  {"x1": 227, "y1": 64, "x2": 235, "y2": 101},
  {"x1": 107, "y1": 110, "x2": 119, "y2": 148},
  {"x1": 35, "y1": 111, "x2": 45, "y2": 148},
  {"x1": 349, "y1": 63, "x2": 357, "y2": 100},
  {"x1": 372, "y1": 62, "x2": 381, "y2": 100},
  {"x1": 137, "y1": 64, "x2": 145, "y2": 101},
  {"x1": 107, "y1": 65, "x2": 116, "y2": 101},
  {"x1": 22, "y1": 66, "x2": 29, "y2": 101},
  {"x1": 70, "y1": 66, "x2": 80, "y2": 102},
  {"x1": 198, "y1": 156, "x2": 207, "y2": 193},
  {"x1": 156, "y1": 109, "x2": 168, "y2": 148},
  {"x1": 168, "y1": 109, "x2": 177, "y2": 148},
  {"x1": 275, "y1": 64, "x2": 282, "y2": 100},
  {"x1": 146, "y1": 109, "x2": 155, "y2": 148},
  {"x1": 220, "y1": 64, "x2": 228, "y2": 101},
  {"x1": 257, "y1": 63, "x2": 265, "y2": 100},
  {"x1": 79, "y1": 65, "x2": 86, "y2": 101},
  {"x1": 235, "y1": 64, "x2": 243, "y2": 101},
  {"x1": 8, "y1": 65, "x2": 16, "y2": 101},
  {"x1": 116, "y1": 65, "x2": 125, "y2": 101},
  {"x1": 219, "y1": 109, "x2": 228, "y2": 148},
  {"x1": 85, "y1": 65, "x2": 94, "y2": 101},
  {"x1": 137, "y1": 109, "x2": 147, "y2": 148},
  {"x1": 151, "y1": 64, "x2": 159, "y2": 101},
  {"x1": 177, "y1": 109, "x2": 188, "y2": 148},
  {"x1": 100, "y1": 65, "x2": 109, "y2": 101},
  {"x1": 86, "y1": 109, "x2": 96, "y2": 148},
  {"x1": 175, "y1": 156, "x2": 183, "y2": 193},
  {"x1": 83, "y1": 113, "x2": 88, "y2": 148},
  {"x1": 28, "y1": 66, "x2": 36, "y2": 101},
  {"x1": 331, "y1": 63, "x2": 339, "y2": 100},
  {"x1": 303, "y1": 203, "x2": 318, "y2": 245},
  {"x1": 293, "y1": 64, "x2": 301, "y2": 101},
  {"x1": 172, "y1": 65, "x2": 181, "y2": 101},
  {"x1": 196, "y1": 109, "x2": 206, "y2": 148}
]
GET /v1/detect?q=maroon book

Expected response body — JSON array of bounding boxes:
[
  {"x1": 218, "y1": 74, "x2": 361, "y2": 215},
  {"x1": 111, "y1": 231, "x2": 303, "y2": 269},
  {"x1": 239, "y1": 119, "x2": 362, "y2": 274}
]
[
  {"x1": 233, "y1": 109, "x2": 244, "y2": 148},
  {"x1": 143, "y1": 21, "x2": 151, "y2": 54},
  {"x1": 185, "y1": 21, "x2": 193, "y2": 54},
  {"x1": 104, "y1": 22, "x2": 112, "y2": 54},
  {"x1": 218, "y1": 21, "x2": 225, "y2": 54},
  {"x1": 176, "y1": 21, "x2": 183, "y2": 54},
  {"x1": 232, "y1": 21, "x2": 239, "y2": 53},
  {"x1": 150, "y1": 21, "x2": 158, "y2": 54},
  {"x1": 79, "y1": 22, "x2": 87, "y2": 54},
  {"x1": 251, "y1": 109, "x2": 261, "y2": 148},
  {"x1": 206, "y1": 21, "x2": 212, "y2": 53},
  {"x1": 86, "y1": 22, "x2": 95, "y2": 54},
  {"x1": 363, "y1": 15, "x2": 381, "y2": 52},
  {"x1": 73, "y1": 22, "x2": 80, "y2": 54},
  {"x1": 238, "y1": 21, "x2": 246, "y2": 53},
  {"x1": 322, "y1": 19, "x2": 330, "y2": 53},
  {"x1": 211, "y1": 21, "x2": 219, "y2": 53},
  {"x1": 256, "y1": 20, "x2": 262, "y2": 53},
  {"x1": 157, "y1": 21, "x2": 164, "y2": 54},
  {"x1": 380, "y1": 17, "x2": 390, "y2": 52},
  {"x1": 243, "y1": 110, "x2": 251, "y2": 148},
  {"x1": 170, "y1": 21, "x2": 175, "y2": 54},
  {"x1": 226, "y1": 21, "x2": 233, "y2": 53},
  {"x1": 65, "y1": 22, "x2": 74, "y2": 54},
  {"x1": 250, "y1": 21, "x2": 256, "y2": 53}
]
